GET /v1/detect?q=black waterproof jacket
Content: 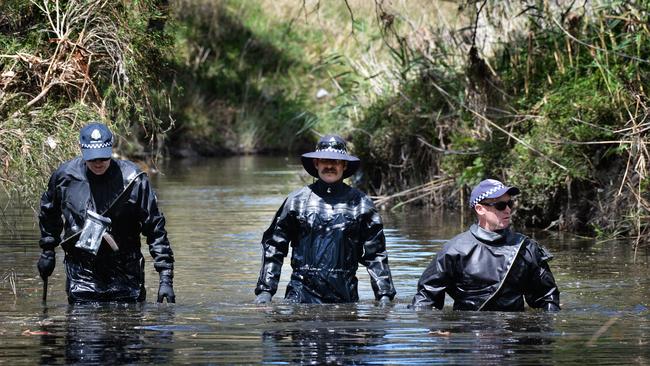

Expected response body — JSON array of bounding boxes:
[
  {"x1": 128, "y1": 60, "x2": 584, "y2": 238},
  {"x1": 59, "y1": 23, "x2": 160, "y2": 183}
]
[
  {"x1": 412, "y1": 224, "x2": 560, "y2": 311},
  {"x1": 255, "y1": 180, "x2": 396, "y2": 303},
  {"x1": 39, "y1": 157, "x2": 174, "y2": 303}
]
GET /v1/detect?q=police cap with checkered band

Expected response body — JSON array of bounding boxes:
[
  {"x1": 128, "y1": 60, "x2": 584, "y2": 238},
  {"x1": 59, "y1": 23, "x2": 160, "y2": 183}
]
[
  {"x1": 469, "y1": 179, "x2": 520, "y2": 208},
  {"x1": 79, "y1": 122, "x2": 113, "y2": 161}
]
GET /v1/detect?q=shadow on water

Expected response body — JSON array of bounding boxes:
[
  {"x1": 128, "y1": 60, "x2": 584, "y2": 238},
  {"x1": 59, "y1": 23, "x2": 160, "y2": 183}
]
[{"x1": 1, "y1": 156, "x2": 650, "y2": 364}]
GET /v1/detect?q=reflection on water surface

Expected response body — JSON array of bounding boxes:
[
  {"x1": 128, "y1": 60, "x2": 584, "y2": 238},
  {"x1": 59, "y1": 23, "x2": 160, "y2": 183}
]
[{"x1": 1, "y1": 156, "x2": 649, "y2": 364}]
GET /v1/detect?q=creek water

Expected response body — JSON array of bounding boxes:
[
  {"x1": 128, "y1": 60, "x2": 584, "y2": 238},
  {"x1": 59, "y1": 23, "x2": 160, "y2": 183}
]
[{"x1": 1, "y1": 156, "x2": 649, "y2": 365}]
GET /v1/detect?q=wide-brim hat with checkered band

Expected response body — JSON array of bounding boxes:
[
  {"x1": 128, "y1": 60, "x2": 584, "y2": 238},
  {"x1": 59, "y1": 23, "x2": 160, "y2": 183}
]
[
  {"x1": 79, "y1": 122, "x2": 113, "y2": 161},
  {"x1": 469, "y1": 179, "x2": 520, "y2": 208},
  {"x1": 301, "y1": 135, "x2": 360, "y2": 179}
]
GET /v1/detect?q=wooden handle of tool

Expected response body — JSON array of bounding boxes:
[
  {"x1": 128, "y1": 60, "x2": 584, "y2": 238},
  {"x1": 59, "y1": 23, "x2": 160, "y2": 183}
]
[{"x1": 102, "y1": 233, "x2": 119, "y2": 251}]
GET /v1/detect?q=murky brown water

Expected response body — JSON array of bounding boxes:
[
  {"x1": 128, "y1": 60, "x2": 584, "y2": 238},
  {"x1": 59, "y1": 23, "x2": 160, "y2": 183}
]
[{"x1": 1, "y1": 156, "x2": 649, "y2": 364}]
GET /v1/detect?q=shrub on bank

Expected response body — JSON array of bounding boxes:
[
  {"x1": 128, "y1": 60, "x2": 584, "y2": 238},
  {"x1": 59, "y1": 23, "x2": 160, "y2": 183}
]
[{"x1": 352, "y1": 1, "x2": 649, "y2": 239}]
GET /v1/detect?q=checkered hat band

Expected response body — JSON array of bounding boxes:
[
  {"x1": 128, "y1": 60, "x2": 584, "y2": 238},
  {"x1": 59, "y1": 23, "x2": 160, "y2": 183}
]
[
  {"x1": 471, "y1": 184, "x2": 505, "y2": 207},
  {"x1": 317, "y1": 147, "x2": 347, "y2": 155},
  {"x1": 81, "y1": 142, "x2": 112, "y2": 149}
]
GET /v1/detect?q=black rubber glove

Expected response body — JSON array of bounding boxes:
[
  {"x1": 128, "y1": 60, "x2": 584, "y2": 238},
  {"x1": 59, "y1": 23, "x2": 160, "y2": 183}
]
[
  {"x1": 157, "y1": 271, "x2": 176, "y2": 303},
  {"x1": 37, "y1": 250, "x2": 55, "y2": 280},
  {"x1": 254, "y1": 291, "x2": 272, "y2": 304},
  {"x1": 378, "y1": 295, "x2": 392, "y2": 306}
]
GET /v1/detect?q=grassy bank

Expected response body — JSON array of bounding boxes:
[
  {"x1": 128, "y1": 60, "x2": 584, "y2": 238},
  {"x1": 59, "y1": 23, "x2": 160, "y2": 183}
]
[
  {"x1": 1, "y1": 1, "x2": 647, "y2": 242},
  {"x1": 0, "y1": 0, "x2": 175, "y2": 205},
  {"x1": 163, "y1": 0, "x2": 457, "y2": 155},
  {"x1": 350, "y1": 1, "x2": 649, "y2": 242}
]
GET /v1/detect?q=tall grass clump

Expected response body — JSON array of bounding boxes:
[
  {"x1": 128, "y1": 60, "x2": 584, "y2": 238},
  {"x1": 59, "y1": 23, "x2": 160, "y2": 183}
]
[
  {"x1": 489, "y1": 1, "x2": 649, "y2": 242},
  {"x1": 0, "y1": 0, "x2": 175, "y2": 207}
]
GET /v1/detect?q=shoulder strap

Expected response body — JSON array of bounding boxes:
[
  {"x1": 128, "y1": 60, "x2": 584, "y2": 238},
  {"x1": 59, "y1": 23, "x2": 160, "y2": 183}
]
[
  {"x1": 101, "y1": 171, "x2": 146, "y2": 217},
  {"x1": 477, "y1": 234, "x2": 526, "y2": 311}
]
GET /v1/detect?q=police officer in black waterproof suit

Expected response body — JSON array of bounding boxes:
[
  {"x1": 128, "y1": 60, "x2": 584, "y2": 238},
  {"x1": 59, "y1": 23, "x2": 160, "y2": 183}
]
[
  {"x1": 37, "y1": 122, "x2": 175, "y2": 304},
  {"x1": 254, "y1": 135, "x2": 396, "y2": 304},
  {"x1": 412, "y1": 179, "x2": 560, "y2": 311}
]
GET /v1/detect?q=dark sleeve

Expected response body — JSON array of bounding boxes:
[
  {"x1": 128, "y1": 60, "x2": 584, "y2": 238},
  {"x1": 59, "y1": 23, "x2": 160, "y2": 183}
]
[
  {"x1": 38, "y1": 171, "x2": 63, "y2": 250},
  {"x1": 411, "y1": 249, "x2": 452, "y2": 309},
  {"x1": 524, "y1": 241, "x2": 560, "y2": 310},
  {"x1": 358, "y1": 198, "x2": 396, "y2": 300},
  {"x1": 255, "y1": 198, "x2": 295, "y2": 296},
  {"x1": 137, "y1": 174, "x2": 174, "y2": 272}
]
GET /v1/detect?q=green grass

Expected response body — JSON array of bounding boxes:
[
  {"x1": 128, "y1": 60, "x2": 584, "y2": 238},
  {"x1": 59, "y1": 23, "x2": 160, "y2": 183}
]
[{"x1": 1, "y1": 0, "x2": 647, "y2": 239}]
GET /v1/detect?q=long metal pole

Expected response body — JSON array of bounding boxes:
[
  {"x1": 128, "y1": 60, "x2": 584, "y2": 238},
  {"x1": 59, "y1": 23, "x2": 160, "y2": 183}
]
[{"x1": 42, "y1": 277, "x2": 48, "y2": 305}]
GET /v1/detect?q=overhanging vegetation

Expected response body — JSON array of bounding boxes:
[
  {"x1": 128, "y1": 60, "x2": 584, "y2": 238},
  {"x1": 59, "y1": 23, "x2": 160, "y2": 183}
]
[{"x1": 0, "y1": 0, "x2": 647, "y2": 244}]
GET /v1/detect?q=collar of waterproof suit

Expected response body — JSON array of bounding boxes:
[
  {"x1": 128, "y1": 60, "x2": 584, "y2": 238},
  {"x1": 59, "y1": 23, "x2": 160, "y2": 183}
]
[
  {"x1": 470, "y1": 224, "x2": 513, "y2": 245},
  {"x1": 312, "y1": 179, "x2": 348, "y2": 196}
]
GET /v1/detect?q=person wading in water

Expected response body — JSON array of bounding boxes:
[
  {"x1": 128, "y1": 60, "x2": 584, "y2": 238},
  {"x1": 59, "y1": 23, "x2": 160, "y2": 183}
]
[
  {"x1": 254, "y1": 135, "x2": 396, "y2": 304},
  {"x1": 411, "y1": 179, "x2": 560, "y2": 311},
  {"x1": 37, "y1": 122, "x2": 175, "y2": 304}
]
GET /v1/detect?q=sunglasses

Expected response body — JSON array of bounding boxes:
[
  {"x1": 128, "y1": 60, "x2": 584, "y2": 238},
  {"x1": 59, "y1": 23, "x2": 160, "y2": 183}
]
[
  {"x1": 88, "y1": 158, "x2": 110, "y2": 163},
  {"x1": 480, "y1": 199, "x2": 515, "y2": 211}
]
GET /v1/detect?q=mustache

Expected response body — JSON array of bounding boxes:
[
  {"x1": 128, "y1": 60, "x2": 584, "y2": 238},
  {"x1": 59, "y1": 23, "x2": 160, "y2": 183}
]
[{"x1": 322, "y1": 168, "x2": 337, "y2": 174}]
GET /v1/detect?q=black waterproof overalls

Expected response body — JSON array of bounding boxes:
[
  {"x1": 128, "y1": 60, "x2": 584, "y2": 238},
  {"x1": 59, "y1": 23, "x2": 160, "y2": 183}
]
[
  {"x1": 412, "y1": 224, "x2": 560, "y2": 311},
  {"x1": 255, "y1": 180, "x2": 396, "y2": 303},
  {"x1": 39, "y1": 157, "x2": 174, "y2": 303}
]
